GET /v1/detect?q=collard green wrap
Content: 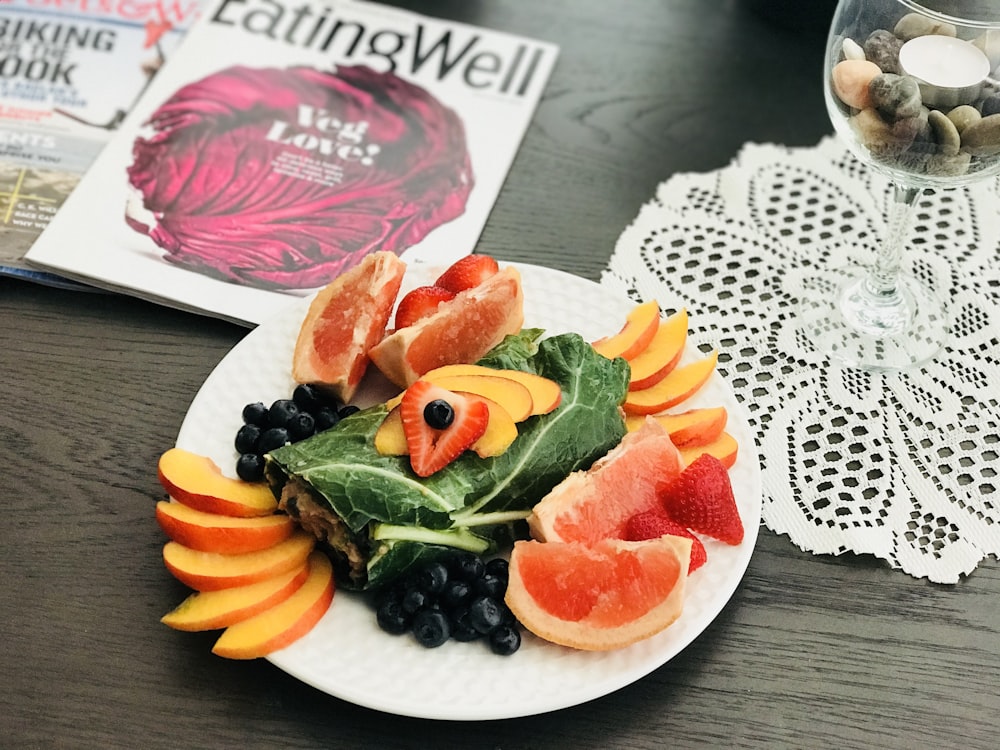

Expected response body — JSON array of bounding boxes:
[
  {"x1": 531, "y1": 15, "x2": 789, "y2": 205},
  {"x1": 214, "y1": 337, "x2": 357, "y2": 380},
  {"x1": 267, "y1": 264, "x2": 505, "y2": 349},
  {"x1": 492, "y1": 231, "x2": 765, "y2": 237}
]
[{"x1": 265, "y1": 330, "x2": 629, "y2": 590}]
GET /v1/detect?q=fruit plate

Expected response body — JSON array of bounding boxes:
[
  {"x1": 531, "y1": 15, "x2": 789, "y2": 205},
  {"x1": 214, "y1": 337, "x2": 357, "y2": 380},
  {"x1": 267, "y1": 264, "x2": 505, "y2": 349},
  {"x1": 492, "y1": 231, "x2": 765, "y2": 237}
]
[{"x1": 175, "y1": 261, "x2": 763, "y2": 721}]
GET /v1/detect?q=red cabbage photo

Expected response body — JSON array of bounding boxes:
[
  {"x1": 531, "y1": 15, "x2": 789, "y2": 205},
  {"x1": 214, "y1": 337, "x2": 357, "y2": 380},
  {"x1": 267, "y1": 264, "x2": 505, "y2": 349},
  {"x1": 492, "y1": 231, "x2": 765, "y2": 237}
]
[{"x1": 125, "y1": 65, "x2": 473, "y2": 290}]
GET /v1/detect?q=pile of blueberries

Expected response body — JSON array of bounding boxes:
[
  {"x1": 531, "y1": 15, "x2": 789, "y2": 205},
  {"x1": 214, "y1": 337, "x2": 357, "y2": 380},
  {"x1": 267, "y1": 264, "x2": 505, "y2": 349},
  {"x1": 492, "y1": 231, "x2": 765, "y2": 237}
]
[
  {"x1": 375, "y1": 551, "x2": 522, "y2": 655},
  {"x1": 234, "y1": 383, "x2": 358, "y2": 482}
]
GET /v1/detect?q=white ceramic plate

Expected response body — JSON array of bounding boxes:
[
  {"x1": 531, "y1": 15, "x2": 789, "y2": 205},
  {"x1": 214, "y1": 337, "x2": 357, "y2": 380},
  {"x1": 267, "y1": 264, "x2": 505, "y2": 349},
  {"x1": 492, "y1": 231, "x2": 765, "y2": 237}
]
[{"x1": 175, "y1": 261, "x2": 763, "y2": 721}]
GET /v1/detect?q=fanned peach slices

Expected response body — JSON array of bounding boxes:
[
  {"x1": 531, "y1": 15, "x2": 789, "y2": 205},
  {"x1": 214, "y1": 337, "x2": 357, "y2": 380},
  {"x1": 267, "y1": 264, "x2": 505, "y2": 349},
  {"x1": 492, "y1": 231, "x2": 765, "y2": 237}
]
[
  {"x1": 155, "y1": 447, "x2": 333, "y2": 659},
  {"x1": 592, "y1": 301, "x2": 737, "y2": 469}
]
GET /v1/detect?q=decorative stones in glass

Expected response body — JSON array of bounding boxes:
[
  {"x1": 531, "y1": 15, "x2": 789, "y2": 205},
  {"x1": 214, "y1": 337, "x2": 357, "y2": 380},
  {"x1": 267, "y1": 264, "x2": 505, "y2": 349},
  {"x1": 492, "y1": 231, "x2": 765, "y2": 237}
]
[{"x1": 828, "y1": 9, "x2": 1000, "y2": 185}]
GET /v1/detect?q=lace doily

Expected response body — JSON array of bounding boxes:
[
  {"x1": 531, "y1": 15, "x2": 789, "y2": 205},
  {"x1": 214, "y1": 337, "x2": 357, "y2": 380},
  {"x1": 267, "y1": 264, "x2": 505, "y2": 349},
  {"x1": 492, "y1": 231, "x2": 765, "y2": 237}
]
[{"x1": 601, "y1": 135, "x2": 1000, "y2": 584}]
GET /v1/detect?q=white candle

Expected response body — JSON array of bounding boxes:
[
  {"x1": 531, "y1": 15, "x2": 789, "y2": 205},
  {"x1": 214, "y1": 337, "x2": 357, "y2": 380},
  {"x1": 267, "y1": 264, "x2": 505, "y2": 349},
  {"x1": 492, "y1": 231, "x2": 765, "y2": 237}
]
[{"x1": 899, "y1": 34, "x2": 991, "y2": 107}]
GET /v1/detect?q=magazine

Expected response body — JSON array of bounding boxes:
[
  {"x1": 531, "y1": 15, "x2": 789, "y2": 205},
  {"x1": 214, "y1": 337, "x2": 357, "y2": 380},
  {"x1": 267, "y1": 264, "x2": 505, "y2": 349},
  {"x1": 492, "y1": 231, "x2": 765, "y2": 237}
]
[
  {"x1": 23, "y1": 0, "x2": 559, "y2": 325},
  {"x1": 0, "y1": 0, "x2": 205, "y2": 288}
]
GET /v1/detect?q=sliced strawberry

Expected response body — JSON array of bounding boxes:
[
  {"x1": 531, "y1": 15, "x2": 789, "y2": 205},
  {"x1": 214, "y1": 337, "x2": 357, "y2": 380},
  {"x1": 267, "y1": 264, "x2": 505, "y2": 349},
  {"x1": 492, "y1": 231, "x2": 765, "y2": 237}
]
[
  {"x1": 394, "y1": 285, "x2": 456, "y2": 329},
  {"x1": 623, "y1": 511, "x2": 707, "y2": 573},
  {"x1": 399, "y1": 380, "x2": 489, "y2": 477},
  {"x1": 435, "y1": 255, "x2": 500, "y2": 293},
  {"x1": 659, "y1": 454, "x2": 744, "y2": 545}
]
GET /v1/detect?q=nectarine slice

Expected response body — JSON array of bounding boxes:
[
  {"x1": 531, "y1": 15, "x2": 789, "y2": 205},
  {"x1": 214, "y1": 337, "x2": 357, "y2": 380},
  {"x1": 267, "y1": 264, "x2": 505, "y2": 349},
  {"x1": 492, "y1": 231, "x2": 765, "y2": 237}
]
[
  {"x1": 466, "y1": 394, "x2": 519, "y2": 458},
  {"x1": 211, "y1": 551, "x2": 335, "y2": 659},
  {"x1": 679, "y1": 431, "x2": 739, "y2": 469},
  {"x1": 158, "y1": 448, "x2": 277, "y2": 518},
  {"x1": 160, "y1": 564, "x2": 309, "y2": 631},
  {"x1": 155, "y1": 501, "x2": 295, "y2": 554},
  {"x1": 162, "y1": 530, "x2": 315, "y2": 591},
  {"x1": 427, "y1": 374, "x2": 533, "y2": 422},
  {"x1": 627, "y1": 309, "x2": 688, "y2": 391},
  {"x1": 623, "y1": 350, "x2": 719, "y2": 415},
  {"x1": 592, "y1": 300, "x2": 660, "y2": 361},
  {"x1": 625, "y1": 406, "x2": 728, "y2": 447},
  {"x1": 422, "y1": 364, "x2": 562, "y2": 415},
  {"x1": 374, "y1": 407, "x2": 408, "y2": 456}
]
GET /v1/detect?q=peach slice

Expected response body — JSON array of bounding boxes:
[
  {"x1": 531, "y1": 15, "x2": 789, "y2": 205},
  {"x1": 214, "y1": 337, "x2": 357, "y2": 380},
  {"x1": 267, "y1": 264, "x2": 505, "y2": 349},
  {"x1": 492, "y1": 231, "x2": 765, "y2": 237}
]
[
  {"x1": 625, "y1": 406, "x2": 728, "y2": 447},
  {"x1": 374, "y1": 407, "x2": 409, "y2": 456},
  {"x1": 375, "y1": 394, "x2": 519, "y2": 459},
  {"x1": 211, "y1": 551, "x2": 335, "y2": 660},
  {"x1": 679, "y1": 430, "x2": 739, "y2": 469},
  {"x1": 162, "y1": 530, "x2": 315, "y2": 591},
  {"x1": 465, "y1": 394, "x2": 518, "y2": 457},
  {"x1": 160, "y1": 564, "x2": 309, "y2": 632},
  {"x1": 155, "y1": 501, "x2": 295, "y2": 554},
  {"x1": 425, "y1": 373, "x2": 534, "y2": 422},
  {"x1": 622, "y1": 350, "x2": 719, "y2": 415},
  {"x1": 627, "y1": 309, "x2": 688, "y2": 391},
  {"x1": 421, "y1": 364, "x2": 562, "y2": 415},
  {"x1": 158, "y1": 448, "x2": 277, "y2": 518},
  {"x1": 592, "y1": 300, "x2": 660, "y2": 361},
  {"x1": 389, "y1": 373, "x2": 534, "y2": 422}
]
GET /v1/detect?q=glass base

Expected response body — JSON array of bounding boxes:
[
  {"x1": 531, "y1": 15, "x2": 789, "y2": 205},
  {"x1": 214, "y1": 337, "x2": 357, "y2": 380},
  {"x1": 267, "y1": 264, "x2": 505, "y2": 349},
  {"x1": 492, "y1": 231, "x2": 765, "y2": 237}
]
[{"x1": 798, "y1": 271, "x2": 948, "y2": 373}]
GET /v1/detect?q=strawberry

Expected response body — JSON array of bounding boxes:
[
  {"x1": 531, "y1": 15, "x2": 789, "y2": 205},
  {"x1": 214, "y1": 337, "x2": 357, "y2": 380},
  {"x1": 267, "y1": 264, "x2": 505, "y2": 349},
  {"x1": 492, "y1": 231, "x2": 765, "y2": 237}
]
[
  {"x1": 394, "y1": 285, "x2": 456, "y2": 329},
  {"x1": 624, "y1": 511, "x2": 707, "y2": 573},
  {"x1": 400, "y1": 380, "x2": 489, "y2": 477},
  {"x1": 435, "y1": 254, "x2": 500, "y2": 293},
  {"x1": 659, "y1": 454, "x2": 744, "y2": 545}
]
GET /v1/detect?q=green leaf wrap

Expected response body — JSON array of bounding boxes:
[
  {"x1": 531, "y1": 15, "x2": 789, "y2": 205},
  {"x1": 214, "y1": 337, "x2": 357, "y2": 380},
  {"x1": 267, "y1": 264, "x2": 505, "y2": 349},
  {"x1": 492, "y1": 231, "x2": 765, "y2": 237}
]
[{"x1": 266, "y1": 331, "x2": 629, "y2": 589}]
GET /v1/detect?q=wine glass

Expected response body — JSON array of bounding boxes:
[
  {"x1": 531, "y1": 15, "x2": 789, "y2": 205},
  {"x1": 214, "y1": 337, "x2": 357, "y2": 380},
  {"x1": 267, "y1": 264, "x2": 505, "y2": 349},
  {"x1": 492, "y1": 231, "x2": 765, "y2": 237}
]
[{"x1": 798, "y1": 0, "x2": 1000, "y2": 372}]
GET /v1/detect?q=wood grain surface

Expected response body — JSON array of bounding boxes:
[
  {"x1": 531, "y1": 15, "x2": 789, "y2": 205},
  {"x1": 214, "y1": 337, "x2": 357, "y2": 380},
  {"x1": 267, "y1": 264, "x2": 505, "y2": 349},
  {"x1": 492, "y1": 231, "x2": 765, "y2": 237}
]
[{"x1": 3, "y1": 1, "x2": 998, "y2": 748}]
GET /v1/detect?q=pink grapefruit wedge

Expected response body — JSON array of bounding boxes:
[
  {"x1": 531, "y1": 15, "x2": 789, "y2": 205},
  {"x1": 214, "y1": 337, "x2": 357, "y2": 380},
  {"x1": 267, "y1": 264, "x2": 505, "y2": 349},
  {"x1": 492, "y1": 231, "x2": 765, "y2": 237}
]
[
  {"x1": 505, "y1": 535, "x2": 691, "y2": 651},
  {"x1": 528, "y1": 417, "x2": 685, "y2": 544},
  {"x1": 369, "y1": 265, "x2": 524, "y2": 388},
  {"x1": 292, "y1": 251, "x2": 406, "y2": 403}
]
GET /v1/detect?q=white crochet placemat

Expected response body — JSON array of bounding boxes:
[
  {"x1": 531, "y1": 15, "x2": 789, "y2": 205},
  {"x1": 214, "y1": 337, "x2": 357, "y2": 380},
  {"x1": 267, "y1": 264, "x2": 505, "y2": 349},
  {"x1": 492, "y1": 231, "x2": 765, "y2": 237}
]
[{"x1": 601, "y1": 135, "x2": 1000, "y2": 584}]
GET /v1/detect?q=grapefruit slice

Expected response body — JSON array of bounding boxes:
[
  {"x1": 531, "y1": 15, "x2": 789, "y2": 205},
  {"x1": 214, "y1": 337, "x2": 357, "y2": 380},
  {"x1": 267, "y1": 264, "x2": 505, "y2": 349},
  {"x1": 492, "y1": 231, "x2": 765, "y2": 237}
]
[
  {"x1": 291, "y1": 251, "x2": 406, "y2": 402},
  {"x1": 505, "y1": 535, "x2": 692, "y2": 651},
  {"x1": 528, "y1": 418, "x2": 684, "y2": 544},
  {"x1": 368, "y1": 265, "x2": 524, "y2": 388}
]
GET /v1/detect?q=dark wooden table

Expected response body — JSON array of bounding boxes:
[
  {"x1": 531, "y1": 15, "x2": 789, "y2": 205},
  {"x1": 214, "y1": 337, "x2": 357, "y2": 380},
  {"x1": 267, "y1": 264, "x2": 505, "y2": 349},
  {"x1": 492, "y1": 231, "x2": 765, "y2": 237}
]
[{"x1": 3, "y1": 1, "x2": 998, "y2": 748}]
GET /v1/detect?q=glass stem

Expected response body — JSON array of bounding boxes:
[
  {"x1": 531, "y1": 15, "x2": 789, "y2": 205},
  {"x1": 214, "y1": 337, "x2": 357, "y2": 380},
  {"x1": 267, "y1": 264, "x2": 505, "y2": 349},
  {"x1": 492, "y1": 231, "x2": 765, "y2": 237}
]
[{"x1": 864, "y1": 184, "x2": 921, "y2": 300}]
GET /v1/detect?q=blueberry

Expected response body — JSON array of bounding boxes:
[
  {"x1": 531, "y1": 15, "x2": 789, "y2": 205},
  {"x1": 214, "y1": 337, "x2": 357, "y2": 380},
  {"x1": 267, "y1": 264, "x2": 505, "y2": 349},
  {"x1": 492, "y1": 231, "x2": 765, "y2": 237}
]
[
  {"x1": 338, "y1": 404, "x2": 360, "y2": 419},
  {"x1": 267, "y1": 399, "x2": 299, "y2": 428},
  {"x1": 292, "y1": 383, "x2": 325, "y2": 412},
  {"x1": 234, "y1": 423, "x2": 261, "y2": 454},
  {"x1": 468, "y1": 596, "x2": 503, "y2": 634},
  {"x1": 497, "y1": 602, "x2": 518, "y2": 628},
  {"x1": 488, "y1": 624, "x2": 521, "y2": 655},
  {"x1": 313, "y1": 406, "x2": 341, "y2": 432},
  {"x1": 242, "y1": 401, "x2": 269, "y2": 427},
  {"x1": 376, "y1": 598, "x2": 411, "y2": 635},
  {"x1": 474, "y1": 573, "x2": 506, "y2": 600},
  {"x1": 448, "y1": 552, "x2": 485, "y2": 583},
  {"x1": 401, "y1": 587, "x2": 431, "y2": 615},
  {"x1": 416, "y1": 561, "x2": 449, "y2": 595},
  {"x1": 450, "y1": 606, "x2": 481, "y2": 642},
  {"x1": 441, "y1": 579, "x2": 471, "y2": 609},
  {"x1": 257, "y1": 427, "x2": 290, "y2": 453},
  {"x1": 235, "y1": 453, "x2": 264, "y2": 482},
  {"x1": 423, "y1": 399, "x2": 454, "y2": 429},
  {"x1": 286, "y1": 411, "x2": 316, "y2": 441},
  {"x1": 485, "y1": 557, "x2": 509, "y2": 581},
  {"x1": 412, "y1": 609, "x2": 451, "y2": 648}
]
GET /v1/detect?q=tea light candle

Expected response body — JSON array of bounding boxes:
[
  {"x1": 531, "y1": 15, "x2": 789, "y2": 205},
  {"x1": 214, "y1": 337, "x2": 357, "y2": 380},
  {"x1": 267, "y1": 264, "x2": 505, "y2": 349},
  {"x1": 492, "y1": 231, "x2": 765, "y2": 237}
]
[{"x1": 899, "y1": 34, "x2": 991, "y2": 107}]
